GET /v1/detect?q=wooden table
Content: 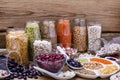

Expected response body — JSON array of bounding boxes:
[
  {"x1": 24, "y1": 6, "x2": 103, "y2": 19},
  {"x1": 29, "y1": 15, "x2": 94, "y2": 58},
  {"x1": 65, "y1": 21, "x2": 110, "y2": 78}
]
[
  {"x1": 13, "y1": 59, "x2": 120, "y2": 80},
  {"x1": 13, "y1": 76, "x2": 109, "y2": 80}
]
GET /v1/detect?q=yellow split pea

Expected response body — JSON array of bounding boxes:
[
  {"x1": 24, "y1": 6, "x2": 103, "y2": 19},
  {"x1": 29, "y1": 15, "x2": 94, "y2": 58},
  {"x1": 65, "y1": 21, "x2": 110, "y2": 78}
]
[{"x1": 99, "y1": 65, "x2": 118, "y2": 74}]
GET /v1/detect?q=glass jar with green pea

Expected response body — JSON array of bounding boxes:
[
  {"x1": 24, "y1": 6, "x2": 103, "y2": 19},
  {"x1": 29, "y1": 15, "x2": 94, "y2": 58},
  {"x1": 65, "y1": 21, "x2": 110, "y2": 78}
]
[{"x1": 25, "y1": 21, "x2": 41, "y2": 61}]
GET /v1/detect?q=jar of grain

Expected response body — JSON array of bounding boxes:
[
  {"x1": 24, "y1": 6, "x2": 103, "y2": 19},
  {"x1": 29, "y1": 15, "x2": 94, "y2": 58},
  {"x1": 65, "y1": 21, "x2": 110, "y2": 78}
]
[
  {"x1": 25, "y1": 21, "x2": 41, "y2": 61},
  {"x1": 87, "y1": 22, "x2": 102, "y2": 51},
  {"x1": 41, "y1": 20, "x2": 57, "y2": 45},
  {"x1": 73, "y1": 18, "x2": 87, "y2": 52},
  {"x1": 57, "y1": 19, "x2": 71, "y2": 47},
  {"x1": 6, "y1": 28, "x2": 28, "y2": 64}
]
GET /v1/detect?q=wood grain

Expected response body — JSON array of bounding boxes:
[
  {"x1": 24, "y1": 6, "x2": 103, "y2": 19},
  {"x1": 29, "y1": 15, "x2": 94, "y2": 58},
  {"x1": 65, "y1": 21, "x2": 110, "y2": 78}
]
[
  {"x1": 0, "y1": 0, "x2": 120, "y2": 32},
  {"x1": 0, "y1": 32, "x2": 6, "y2": 48},
  {"x1": 102, "y1": 33, "x2": 120, "y2": 41}
]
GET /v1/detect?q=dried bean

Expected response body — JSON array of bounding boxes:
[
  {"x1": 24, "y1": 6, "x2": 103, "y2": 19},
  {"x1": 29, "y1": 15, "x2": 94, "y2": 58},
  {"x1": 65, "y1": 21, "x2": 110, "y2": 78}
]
[
  {"x1": 87, "y1": 23, "x2": 102, "y2": 51},
  {"x1": 33, "y1": 40, "x2": 52, "y2": 55},
  {"x1": 73, "y1": 26, "x2": 87, "y2": 52}
]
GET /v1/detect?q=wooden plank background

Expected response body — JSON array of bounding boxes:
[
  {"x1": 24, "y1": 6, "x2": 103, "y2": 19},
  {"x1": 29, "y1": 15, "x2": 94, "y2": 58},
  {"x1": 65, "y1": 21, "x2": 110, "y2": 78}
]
[
  {"x1": 0, "y1": 0, "x2": 120, "y2": 80},
  {"x1": 0, "y1": 0, "x2": 120, "y2": 48}
]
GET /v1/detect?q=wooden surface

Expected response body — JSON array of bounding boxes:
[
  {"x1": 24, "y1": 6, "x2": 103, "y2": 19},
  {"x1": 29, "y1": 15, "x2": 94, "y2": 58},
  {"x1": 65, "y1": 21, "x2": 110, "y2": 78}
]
[
  {"x1": 0, "y1": 0, "x2": 120, "y2": 32},
  {"x1": 0, "y1": 0, "x2": 120, "y2": 48},
  {"x1": 0, "y1": 32, "x2": 6, "y2": 48},
  {"x1": 13, "y1": 76, "x2": 109, "y2": 80}
]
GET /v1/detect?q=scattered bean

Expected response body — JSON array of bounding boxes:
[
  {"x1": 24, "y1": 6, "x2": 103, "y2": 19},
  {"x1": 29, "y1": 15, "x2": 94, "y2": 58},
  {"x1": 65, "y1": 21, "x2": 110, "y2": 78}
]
[{"x1": 97, "y1": 43, "x2": 120, "y2": 56}]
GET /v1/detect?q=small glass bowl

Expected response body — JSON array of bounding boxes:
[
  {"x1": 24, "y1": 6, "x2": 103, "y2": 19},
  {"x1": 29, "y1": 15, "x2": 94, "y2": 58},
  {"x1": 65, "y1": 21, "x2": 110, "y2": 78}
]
[{"x1": 34, "y1": 53, "x2": 66, "y2": 73}]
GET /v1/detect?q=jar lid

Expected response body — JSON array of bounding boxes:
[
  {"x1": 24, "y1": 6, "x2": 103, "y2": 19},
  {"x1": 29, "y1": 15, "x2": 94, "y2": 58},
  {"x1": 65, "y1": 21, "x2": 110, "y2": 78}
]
[
  {"x1": 26, "y1": 21, "x2": 39, "y2": 28},
  {"x1": 43, "y1": 20, "x2": 49, "y2": 26},
  {"x1": 80, "y1": 18, "x2": 86, "y2": 27},
  {"x1": 7, "y1": 28, "x2": 25, "y2": 34}
]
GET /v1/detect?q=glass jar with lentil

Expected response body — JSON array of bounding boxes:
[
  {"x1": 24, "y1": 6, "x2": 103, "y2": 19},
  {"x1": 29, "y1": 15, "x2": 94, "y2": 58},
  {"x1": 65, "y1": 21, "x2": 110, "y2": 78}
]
[
  {"x1": 72, "y1": 18, "x2": 87, "y2": 52},
  {"x1": 57, "y1": 19, "x2": 72, "y2": 47}
]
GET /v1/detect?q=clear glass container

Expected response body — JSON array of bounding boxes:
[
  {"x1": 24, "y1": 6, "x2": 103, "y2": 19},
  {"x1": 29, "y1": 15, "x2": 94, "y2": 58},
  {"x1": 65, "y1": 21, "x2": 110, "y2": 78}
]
[
  {"x1": 6, "y1": 28, "x2": 28, "y2": 64},
  {"x1": 25, "y1": 21, "x2": 41, "y2": 61},
  {"x1": 0, "y1": 50, "x2": 10, "y2": 79},
  {"x1": 73, "y1": 18, "x2": 87, "y2": 52},
  {"x1": 57, "y1": 19, "x2": 71, "y2": 47},
  {"x1": 41, "y1": 20, "x2": 57, "y2": 45},
  {"x1": 87, "y1": 22, "x2": 102, "y2": 51}
]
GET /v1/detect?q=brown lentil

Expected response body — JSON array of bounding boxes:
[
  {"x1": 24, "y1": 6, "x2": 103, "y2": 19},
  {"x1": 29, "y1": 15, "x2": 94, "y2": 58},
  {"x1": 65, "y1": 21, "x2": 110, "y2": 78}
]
[
  {"x1": 83, "y1": 62, "x2": 103, "y2": 70},
  {"x1": 75, "y1": 68, "x2": 96, "y2": 75},
  {"x1": 73, "y1": 18, "x2": 87, "y2": 52}
]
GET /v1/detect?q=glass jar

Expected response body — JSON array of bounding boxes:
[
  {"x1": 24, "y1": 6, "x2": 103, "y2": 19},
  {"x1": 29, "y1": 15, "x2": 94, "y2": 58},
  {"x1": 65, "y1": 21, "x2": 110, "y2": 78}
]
[
  {"x1": 0, "y1": 53, "x2": 10, "y2": 78},
  {"x1": 33, "y1": 40, "x2": 52, "y2": 55},
  {"x1": 87, "y1": 22, "x2": 102, "y2": 51},
  {"x1": 57, "y1": 19, "x2": 71, "y2": 47},
  {"x1": 6, "y1": 28, "x2": 28, "y2": 64},
  {"x1": 41, "y1": 20, "x2": 57, "y2": 45},
  {"x1": 25, "y1": 21, "x2": 41, "y2": 61},
  {"x1": 73, "y1": 18, "x2": 87, "y2": 52}
]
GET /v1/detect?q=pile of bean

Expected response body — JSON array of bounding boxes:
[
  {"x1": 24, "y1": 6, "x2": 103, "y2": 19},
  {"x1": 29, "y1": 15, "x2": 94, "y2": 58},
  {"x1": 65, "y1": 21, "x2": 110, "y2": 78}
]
[
  {"x1": 83, "y1": 62, "x2": 103, "y2": 70},
  {"x1": 87, "y1": 24, "x2": 102, "y2": 51},
  {"x1": 97, "y1": 43, "x2": 120, "y2": 56},
  {"x1": 5, "y1": 58, "x2": 42, "y2": 80},
  {"x1": 67, "y1": 58, "x2": 82, "y2": 68},
  {"x1": 33, "y1": 40, "x2": 52, "y2": 55}
]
